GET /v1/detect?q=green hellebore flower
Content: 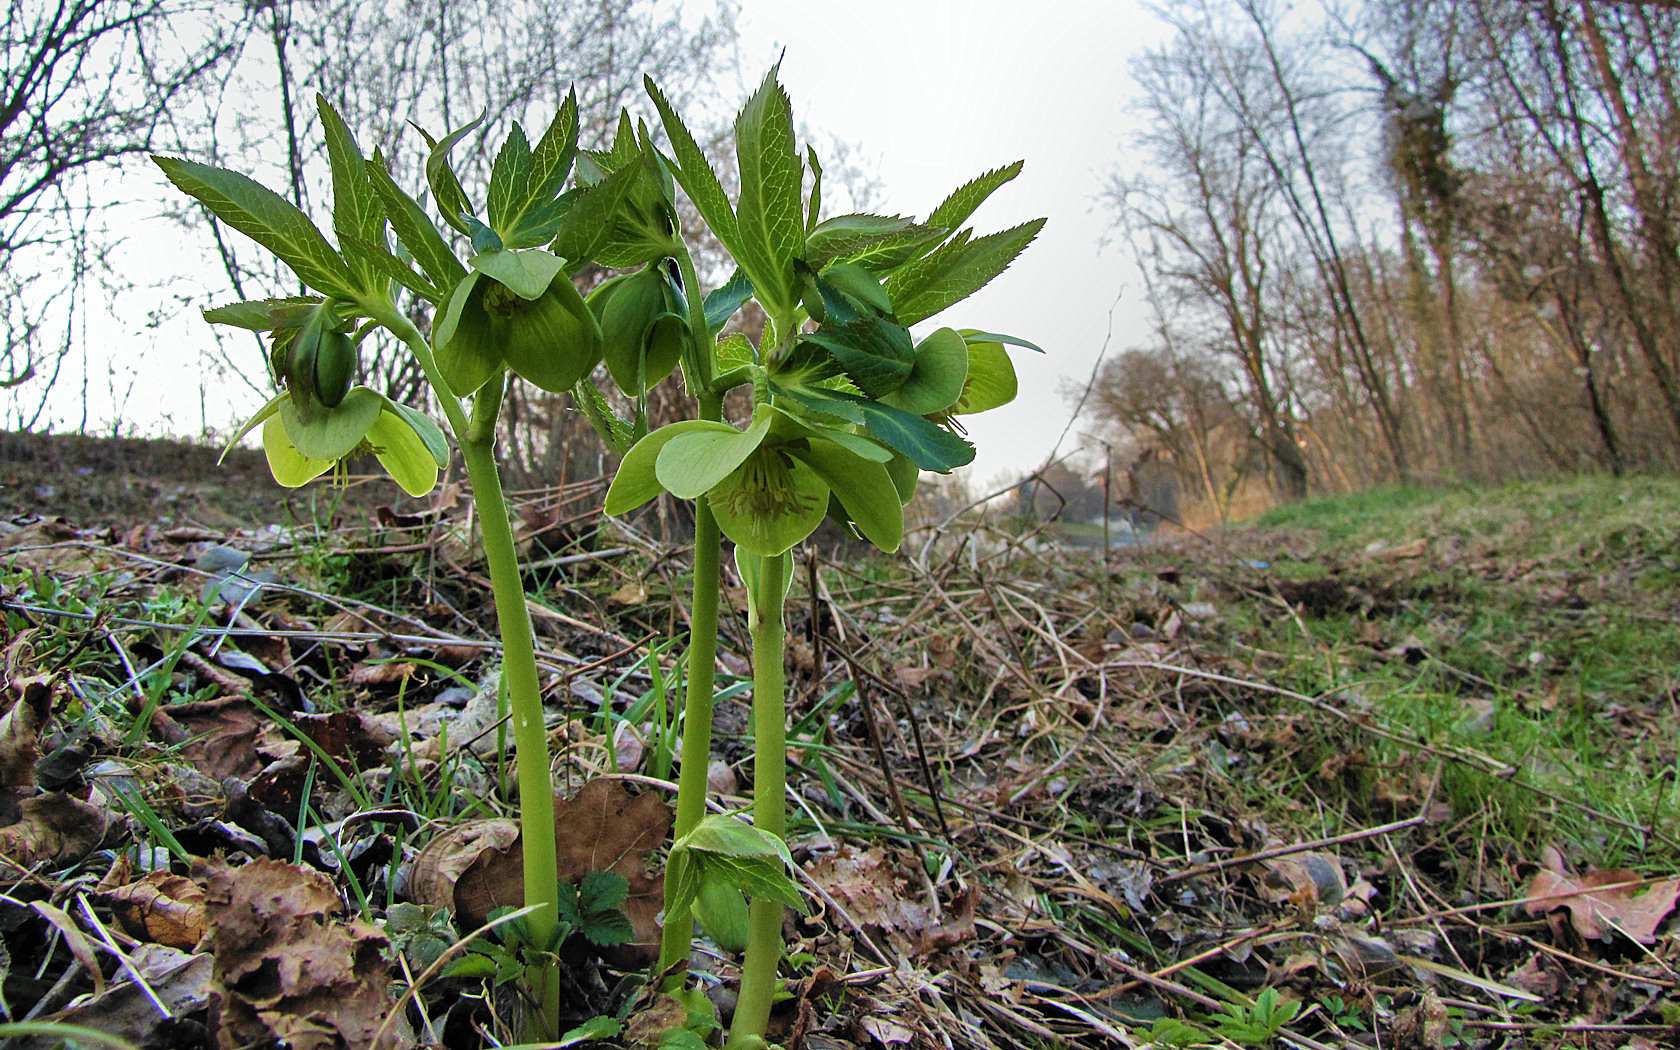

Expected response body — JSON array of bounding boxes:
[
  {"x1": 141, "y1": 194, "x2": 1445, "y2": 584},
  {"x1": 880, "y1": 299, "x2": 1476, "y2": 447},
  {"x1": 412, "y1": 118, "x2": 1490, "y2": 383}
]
[
  {"x1": 604, "y1": 403, "x2": 904, "y2": 557},
  {"x1": 285, "y1": 306, "x2": 358, "y2": 409},
  {"x1": 434, "y1": 248, "x2": 602, "y2": 395},
  {"x1": 587, "y1": 266, "x2": 688, "y2": 395},
  {"x1": 223, "y1": 387, "x2": 449, "y2": 498}
]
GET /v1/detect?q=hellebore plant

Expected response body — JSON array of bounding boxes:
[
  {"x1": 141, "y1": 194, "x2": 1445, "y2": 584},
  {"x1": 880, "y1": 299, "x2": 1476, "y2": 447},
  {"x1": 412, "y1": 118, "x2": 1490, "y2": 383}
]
[
  {"x1": 597, "y1": 66, "x2": 1045, "y2": 1048},
  {"x1": 154, "y1": 92, "x2": 631, "y2": 1036}
]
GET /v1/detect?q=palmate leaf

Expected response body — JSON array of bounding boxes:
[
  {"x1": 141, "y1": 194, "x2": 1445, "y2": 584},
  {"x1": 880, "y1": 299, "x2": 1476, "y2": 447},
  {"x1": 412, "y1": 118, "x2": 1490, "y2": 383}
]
[
  {"x1": 733, "y1": 62, "x2": 804, "y2": 315},
  {"x1": 315, "y1": 96, "x2": 385, "y2": 292},
  {"x1": 886, "y1": 218, "x2": 1046, "y2": 325},
  {"x1": 643, "y1": 75, "x2": 740, "y2": 254},
  {"x1": 364, "y1": 158, "x2": 466, "y2": 291},
  {"x1": 550, "y1": 161, "x2": 641, "y2": 265},
  {"x1": 498, "y1": 92, "x2": 581, "y2": 247},
  {"x1": 339, "y1": 231, "x2": 443, "y2": 303},
  {"x1": 154, "y1": 157, "x2": 355, "y2": 298},
  {"x1": 799, "y1": 315, "x2": 915, "y2": 398}
]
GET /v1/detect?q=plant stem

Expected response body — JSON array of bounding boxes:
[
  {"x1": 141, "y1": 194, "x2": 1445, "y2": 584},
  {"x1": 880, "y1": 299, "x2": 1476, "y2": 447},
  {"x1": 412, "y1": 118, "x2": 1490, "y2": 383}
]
[
  {"x1": 379, "y1": 308, "x2": 561, "y2": 1036},
  {"x1": 656, "y1": 401, "x2": 724, "y2": 987},
  {"x1": 728, "y1": 551, "x2": 788, "y2": 1049}
]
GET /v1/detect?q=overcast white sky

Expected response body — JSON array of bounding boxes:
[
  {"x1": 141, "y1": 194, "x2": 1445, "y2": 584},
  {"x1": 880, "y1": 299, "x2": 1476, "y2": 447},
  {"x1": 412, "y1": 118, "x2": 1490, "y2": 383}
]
[{"x1": 15, "y1": 0, "x2": 1169, "y2": 490}]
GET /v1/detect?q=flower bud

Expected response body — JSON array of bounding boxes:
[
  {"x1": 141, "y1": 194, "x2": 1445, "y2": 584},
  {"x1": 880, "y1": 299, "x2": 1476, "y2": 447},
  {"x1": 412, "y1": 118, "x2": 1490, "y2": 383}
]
[{"x1": 589, "y1": 268, "x2": 688, "y2": 394}]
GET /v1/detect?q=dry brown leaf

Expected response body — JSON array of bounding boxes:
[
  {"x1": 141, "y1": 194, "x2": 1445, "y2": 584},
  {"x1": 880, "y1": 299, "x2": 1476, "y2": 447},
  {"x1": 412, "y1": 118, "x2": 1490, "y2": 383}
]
[
  {"x1": 104, "y1": 871, "x2": 208, "y2": 950},
  {"x1": 348, "y1": 660, "x2": 419, "y2": 687},
  {"x1": 1523, "y1": 845, "x2": 1680, "y2": 944},
  {"x1": 18, "y1": 945, "x2": 212, "y2": 1050},
  {"x1": 0, "y1": 673, "x2": 53, "y2": 800},
  {"x1": 198, "y1": 857, "x2": 409, "y2": 1049},
  {"x1": 171, "y1": 696, "x2": 267, "y2": 781},
  {"x1": 1255, "y1": 851, "x2": 1347, "y2": 908},
  {"x1": 407, "y1": 779, "x2": 671, "y2": 965},
  {"x1": 807, "y1": 846, "x2": 976, "y2": 957},
  {"x1": 0, "y1": 792, "x2": 110, "y2": 871}
]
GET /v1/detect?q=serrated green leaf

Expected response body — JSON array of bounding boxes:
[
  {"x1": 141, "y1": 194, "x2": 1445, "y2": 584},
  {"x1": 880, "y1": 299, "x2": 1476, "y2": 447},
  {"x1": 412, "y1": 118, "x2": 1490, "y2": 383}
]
[
  {"x1": 580, "y1": 909, "x2": 634, "y2": 947},
  {"x1": 154, "y1": 156, "x2": 354, "y2": 297},
  {"x1": 927, "y1": 160, "x2": 1024, "y2": 234},
  {"x1": 499, "y1": 93, "x2": 580, "y2": 247},
  {"x1": 715, "y1": 333, "x2": 756, "y2": 372},
  {"x1": 578, "y1": 870, "x2": 629, "y2": 914},
  {"x1": 779, "y1": 388, "x2": 974, "y2": 471},
  {"x1": 558, "y1": 1017, "x2": 623, "y2": 1047},
  {"x1": 486, "y1": 121, "x2": 534, "y2": 236},
  {"x1": 703, "y1": 270, "x2": 755, "y2": 333},
  {"x1": 805, "y1": 144, "x2": 822, "y2": 234},
  {"x1": 572, "y1": 376, "x2": 638, "y2": 456},
  {"x1": 886, "y1": 218, "x2": 1045, "y2": 325},
  {"x1": 339, "y1": 230, "x2": 443, "y2": 302},
  {"x1": 203, "y1": 296, "x2": 321, "y2": 332},
  {"x1": 315, "y1": 96, "x2": 385, "y2": 291},
  {"x1": 803, "y1": 214, "x2": 931, "y2": 269},
  {"x1": 644, "y1": 75, "x2": 739, "y2": 251},
  {"x1": 439, "y1": 954, "x2": 499, "y2": 980},
  {"x1": 549, "y1": 160, "x2": 642, "y2": 265},
  {"x1": 421, "y1": 113, "x2": 483, "y2": 235},
  {"x1": 800, "y1": 316, "x2": 915, "y2": 398},
  {"x1": 364, "y1": 159, "x2": 466, "y2": 291},
  {"x1": 733, "y1": 63, "x2": 803, "y2": 314}
]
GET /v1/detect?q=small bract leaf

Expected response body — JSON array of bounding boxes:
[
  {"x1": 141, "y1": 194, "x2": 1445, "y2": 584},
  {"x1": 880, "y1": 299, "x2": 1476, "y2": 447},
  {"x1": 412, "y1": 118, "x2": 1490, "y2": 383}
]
[
  {"x1": 604, "y1": 419, "x2": 738, "y2": 515},
  {"x1": 882, "y1": 327, "x2": 969, "y2": 416},
  {"x1": 203, "y1": 296, "x2": 322, "y2": 332},
  {"x1": 469, "y1": 248, "x2": 566, "y2": 300},
  {"x1": 278, "y1": 385, "x2": 382, "y2": 461},
  {"x1": 655, "y1": 405, "x2": 774, "y2": 500},
  {"x1": 694, "y1": 878, "x2": 749, "y2": 952},
  {"x1": 262, "y1": 414, "x2": 333, "y2": 488},
  {"x1": 368, "y1": 404, "x2": 440, "y2": 497}
]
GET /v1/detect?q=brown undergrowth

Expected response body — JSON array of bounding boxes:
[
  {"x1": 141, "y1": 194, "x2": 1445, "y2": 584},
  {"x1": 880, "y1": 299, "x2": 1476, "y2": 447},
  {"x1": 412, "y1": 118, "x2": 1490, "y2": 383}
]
[{"x1": 1, "y1": 470, "x2": 1676, "y2": 1048}]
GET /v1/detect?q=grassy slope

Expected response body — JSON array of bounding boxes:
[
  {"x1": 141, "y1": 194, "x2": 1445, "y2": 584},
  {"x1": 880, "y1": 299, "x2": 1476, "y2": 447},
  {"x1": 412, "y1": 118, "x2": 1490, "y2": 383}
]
[{"x1": 1236, "y1": 475, "x2": 1680, "y2": 869}]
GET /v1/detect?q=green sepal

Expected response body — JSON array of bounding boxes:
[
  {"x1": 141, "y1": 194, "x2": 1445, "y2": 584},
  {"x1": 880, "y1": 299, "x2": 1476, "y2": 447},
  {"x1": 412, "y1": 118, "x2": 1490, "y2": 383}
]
[
  {"x1": 736, "y1": 548, "x2": 795, "y2": 616},
  {"x1": 881, "y1": 327, "x2": 969, "y2": 416},
  {"x1": 709, "y1": 449, "x2": 830, "y2": 557},
  {"x1": 655, "y1": 404, "x2": 774, "y2": 499},
  {"x1": 278, "y1": 385, "x2": 382, "y2": 461},
  {"x1": 367, "y1": 402, "x2": 441, "y2": 497},
  {"x1": 885, "y1": 452, "x2": 919, "y2": 505},
  {"x1": 468, "y1": 248, "x2": 565, "y2": 300},
  {"x1": 693, "y1": 878, "x2": 749, "y2": 952},
  {"x1": 791, "y1": 439, "x2": 903, "y2": 553},
  {"x1": 433, "y1": 273, "x2": 503, "y2": 396},
  {"x1": 603, "y1": 419, "x2": 737, "y2": 515},
  {"x1": 388, "y1": 402, "x2": 450, "y2": 469},
  {"x1": 262, "y1": 413, "x2": 334, "y2": 488},
  {"x1": 953, "y1": 337, "x2": 1019, "y2": 415},
  {"x1": 218, "y1": 392, "x2": 288, "y2": 464}
]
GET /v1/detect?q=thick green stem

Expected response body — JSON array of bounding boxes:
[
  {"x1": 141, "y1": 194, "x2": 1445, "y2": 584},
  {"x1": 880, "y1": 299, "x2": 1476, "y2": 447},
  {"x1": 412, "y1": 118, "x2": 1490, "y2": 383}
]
[
  {"x1": 728, "y1": 551, "x2": 788, "y2": 1049},
  {"x1": 379, "y1": 308, "x2": 560, "y2": 1036},
  {"x1": 656, "y1": 393, "x2": 725, "y2": 986}
]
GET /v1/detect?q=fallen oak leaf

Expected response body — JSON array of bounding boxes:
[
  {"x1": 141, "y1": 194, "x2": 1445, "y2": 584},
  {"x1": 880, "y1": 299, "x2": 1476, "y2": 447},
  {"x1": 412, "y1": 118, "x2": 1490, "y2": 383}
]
[{"x1": 1523, "y1": 845, "x2": 1680, "y2": 944}]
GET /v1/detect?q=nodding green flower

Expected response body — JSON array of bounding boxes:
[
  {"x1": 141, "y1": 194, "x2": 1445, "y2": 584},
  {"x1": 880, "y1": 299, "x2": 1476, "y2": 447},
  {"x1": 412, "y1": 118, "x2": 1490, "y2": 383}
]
[
  {"x1": 604, "y1": 403, "x2": 905, "y2": 557},
  {"x1": 588, "y1": 265, "x2": 688, "y2": 395},
  {"x1": 224, "y1": 387, "x2": 450, "y2": 498},
  {"x1": 435, "y1": 248, "x2": 602, "y2": 395},
  {"x1": 278, "y1": 303, "x2": 359, "y2": 409}
]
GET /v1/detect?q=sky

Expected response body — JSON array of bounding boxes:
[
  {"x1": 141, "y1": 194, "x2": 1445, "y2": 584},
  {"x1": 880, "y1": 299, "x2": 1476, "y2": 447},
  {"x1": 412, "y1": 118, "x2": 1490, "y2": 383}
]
[{"x1": 12, "y1": 0, "x2": 1169, "y2": 490}]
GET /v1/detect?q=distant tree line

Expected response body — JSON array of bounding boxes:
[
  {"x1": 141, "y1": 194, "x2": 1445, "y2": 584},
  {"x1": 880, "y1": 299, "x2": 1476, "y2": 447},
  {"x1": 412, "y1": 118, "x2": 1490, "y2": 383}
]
[{"x1": 1094, "y1": 0, "x2": 1680, "y2": 524}]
